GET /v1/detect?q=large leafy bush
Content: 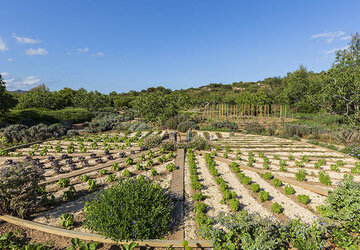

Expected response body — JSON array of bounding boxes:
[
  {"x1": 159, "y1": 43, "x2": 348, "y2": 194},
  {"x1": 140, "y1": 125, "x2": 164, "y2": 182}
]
[
  {"x1": 0, "y1": 163, "x2": 45, "y2": 218},
  {"x1": 83, "y1": 177, "x2": 174, "y2": 241}
]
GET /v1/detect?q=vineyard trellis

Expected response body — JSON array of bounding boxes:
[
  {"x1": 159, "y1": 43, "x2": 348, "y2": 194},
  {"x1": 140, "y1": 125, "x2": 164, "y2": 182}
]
[{"x1": 202, "y1": 104, "x2": 294, "y2": 122}]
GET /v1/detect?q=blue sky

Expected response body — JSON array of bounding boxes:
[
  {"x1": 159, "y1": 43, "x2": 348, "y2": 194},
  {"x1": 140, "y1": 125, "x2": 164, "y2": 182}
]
[{"x1": 0, "y1": 0, "x2": 359, "y2": 93}]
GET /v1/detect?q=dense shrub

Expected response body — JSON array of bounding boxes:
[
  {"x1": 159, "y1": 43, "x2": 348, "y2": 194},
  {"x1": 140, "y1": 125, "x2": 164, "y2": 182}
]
[
  {"x1": 83, "y1": 177, "x2": 174, "y2": 241},
  {"x1": 8, "y1": 108, "x2": 93, "y2": 124},
  {"x1": 280, "y1": 124, "x2": 320, "y2": 139},
  {"x1": 128, "y1": 123, "x2": 149, "y2": 132},
  {"x1": 165, "y1": 115, "x2": 189, "y2": 129},
  {"x1": 188, "y1": 136, "x2": 210, "y2": 150},
  {"x1": 244, "y1": 123, "x2": 267, "y2": 134},
  {"x1": 210, "y1": 121, "x2": 238, "y2": 131},
  {"x1": 3, "y1": 122, "x2": 69, "y2": 143},
  {"x1": 85, "y1": 112, "x2": 134, "y2": 133},
  {"x1": 0, "y1": 163, "x2": 45, "y2": 218},
  {"x1": 143, "y1": 135, "x2": 163, "y2": 149},
  {"x1": 176, "y1": 121, "x2": 199, "y2": 132}
]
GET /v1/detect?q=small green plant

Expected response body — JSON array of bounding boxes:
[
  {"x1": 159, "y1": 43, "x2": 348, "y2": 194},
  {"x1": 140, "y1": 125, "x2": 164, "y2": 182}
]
[
  {"x1": 295, "y1": 169, "x2": 306, "y2": 182},
  {"x1": 88, "y1": 179, "x2": 97, "y2": 191},
  {"x1": 151, "y1": 168, "x2": 158, "y2": 176},
  {"x1": 139, "y1": 154, "x2": 146, "y2": 161},
  {"x1": 122, "y1": 169, "x2": 131, "y2": 177},
  {"x1": 263, "y1": 162, "x2": 270, "y2": 170},
  {"x1": 336, "y1": 160, "x2": 345, "y2": 167},
  {"x1": 250, "y1": 183, "x2": 260, "y2": 193},
  {"x1": 273, "y1": 178, "x2": 282, "y2": 187},
  {"x1": 194, "y1": 202, "x2": 207, "y2": 213},
  {"x1": 121, "y1": 242, "x2": 139, "y2": 250},
  {"x1": 193, "y1": 192, "x2": 204, "y2": 201},
  {"x1": 79, "y1": 175, "x2": 90, "y2": 182},
  {"x1": 166, "y1": 162, "x2": 177, "y2": 172},
  {"x1": 66, "y1": 238, "x2": 99, "y2": 250},
  {"x1": 125, "y1": 157, "x2": 133, "y2": 166},
  {"x1": 318, "y1": 171, "x2": 331, "y2": 185},
  {"x1": 63, "y1": 186, "x2": 76, "y2": 201},
  {"x1": 259, "y1": 191, "x2": 269, "y2": 202},
  {"x1": 147, "y1": 158, "x2": 154, "y2": 167},
  {"x1": 330, "y1": 164, "x2": 340, "y2": 172},
  {"x1": 58, "y1": 178, "x2": 70, "y2": 188},
  {"x1": 223, "y1": 152, "x2": 228, "y2": 159},
  {"x1": 111, "y1": 163, "x2": 120, "y2": 171},
  {"x1": 60, "y1": 213, "x2": 74, "y2": 229},
  {"x1": 229, "y1": 198, "x2": 239, "y2": 211},
  {"x1": 288, "y1": 154, "x2": 294, "y2": 161},
  {"x1": 136, "y1": 162, "x2": 146, "y2": 170},
  {"x1": 295, "y1": 160, "x2": 304, "y2": 168},
  {"x1": 107, "y1": 174, "x2": 117, "y2": 182},
  {"x1": 182, "y1": 240, "x2": 193, "y2": 250},
  {"x1": 262, "y1": 172, "x2": 273, "y2": 180},
  {"x1": 99, "y1": 169, "x2": 108, "y2": 175},
  {"x1": 273, "y1": 155, "x2": 280, "y2": 160},
  {"x1": 271, "y1": 202, "x2": 283, "y2": 213},
  {"x1": 351, "y1": 162, "x2": 360, "y2": 174},
  {"x1": 279, "y1": 165, "x2": 287, "y2": 172},
  {"x1": 301, "y1": 155, "x2": 310, "y2": 163},
  {"x1": 297, "y1": 194, "x2": 310, "y2": 204},
  {"x1": 284, "y1": 185, "x2": 295, "y2": 195},
  {"x1": 167, "y1": 151, "x2": 174, "y2": 159}
]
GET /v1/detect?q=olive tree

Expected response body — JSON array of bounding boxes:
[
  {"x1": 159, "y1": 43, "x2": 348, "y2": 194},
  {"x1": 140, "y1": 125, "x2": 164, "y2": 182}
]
[{"x1": 314, "y1": 33, "x2": 360, "y2": 124}]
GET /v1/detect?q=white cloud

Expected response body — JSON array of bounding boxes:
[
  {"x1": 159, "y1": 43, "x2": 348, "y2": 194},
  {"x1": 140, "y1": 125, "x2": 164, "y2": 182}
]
[
  {"x1": 0, "y1": 38, "x2": 8, "y2": 52},
  {"x1": 66, "y1": 52, "x2": 72, "y2": 55},
  {"x1": 22, "y1": 76, "x2": 41, "y2": 85},
  {"x1": 340, "y1": 36, "x2": 352, "y2": 40},
  {"x1": 311, "y1": 31, "x2": 346, "y2": 43},
  {"x1": 2, "y1": 75, "x2": 41, "y2": 90},
  {"x1": 96, "y1": 52, "x2": 104, "y2": 56},
  {"x1": 1, "y1": 72, "x2": 10, "y2": 77},
  {"x1": 12, "y1": 33, "x2": 41, "y2": 44},
  {"x1": 77, "y1": 47, "x2": 89, "y2": 54},
  {"x1": 323, "y1": 45, "x2": 350, "y2": 54},
  {"x1": 7, "y1": 58, "x2": 13, "y2": 62},
  {"x1": 25, "y1": 48, "x2": 48, "y2": 56}
]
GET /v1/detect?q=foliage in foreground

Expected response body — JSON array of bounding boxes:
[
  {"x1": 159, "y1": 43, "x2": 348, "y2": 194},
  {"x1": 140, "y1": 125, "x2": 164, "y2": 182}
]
[
  {"x1": 0, "y1": 163, "x2": 44, "y2": 218},
  {"x1": 200, "y1": 210, "x2": 329, "y2": 250},
  {"x1": 83, "y1": 176, "x2": 174, "y2": 241}
]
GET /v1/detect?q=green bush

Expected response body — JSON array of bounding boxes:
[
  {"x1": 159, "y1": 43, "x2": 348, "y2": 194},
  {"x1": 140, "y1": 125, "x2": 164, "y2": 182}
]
[
  {"x1": 259, "y1": 191, "x2": 269, "y2": 202},
  {"x1": 284, "y1": 185, "x2": 295, "y2": 195},
  {"x1": 84, "y1": 177, "x2": 174, "y2": 241},
  {"x1": 229, "y1": 198, "x2": 239, "y2": 211},
  {"x1": 143, "y1": 135, "x2": 162, "y2": 149},
  {"x1": 194, "y1": 202, "x2": 207, "y2": 213},
  {"x1": 271, "y1": 202, "x2": 283, "y2": 214},
  {"x1": 295, "y1": 169, "x2": 306, "y2": 182},
  {"x1": 297, "y1": 194, "x2": 310, "y2": 205},
  {"x1": 250, "y1": 183, "x2": 260, "y2": 193},
  {"x1": 60, "y1": 213, "x2": 74, "y2": 228},
  {"x1": 0, "y1": 163, "x2": 44, "y2": 218},
  {"x1": 177, "y1": 121, "x2": 199, "y2": 132},
  {"x1": 262, "y1": 172, "x2": 273, "y2": 180},
  {"x1": 318, "y1": 171, "x2": 331, "y2": 185},
  {"x1": 193, "y1": 192, "x2": 204, "y2": 201},
  {"x1": 8, "y1": 108, "x2": 93, "y2": 124},
  {"x1": 273, "y1": 178, "x2": 282, "y2": 187}
]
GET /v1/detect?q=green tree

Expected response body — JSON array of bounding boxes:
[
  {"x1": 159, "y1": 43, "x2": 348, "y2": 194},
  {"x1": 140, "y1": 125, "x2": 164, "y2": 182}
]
[
  {"x1": 315, "y1": 33, "x2": 360, "y2": 124},
  {"x1": 0, "y1": 75, "x2": 17, "y2": 116},
  {"x1": 16, "y1": 86, "x2": 64, "y2": 110}
]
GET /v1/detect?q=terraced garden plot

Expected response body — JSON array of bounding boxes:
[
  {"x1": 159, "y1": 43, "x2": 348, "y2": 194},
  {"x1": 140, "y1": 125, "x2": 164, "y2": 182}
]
[{"x1": 0, "y1": 131, "x2": 182, "y2": 241}]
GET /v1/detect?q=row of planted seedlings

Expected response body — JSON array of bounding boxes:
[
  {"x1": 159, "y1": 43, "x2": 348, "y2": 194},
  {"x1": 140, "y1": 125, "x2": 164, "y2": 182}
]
[
  {"x1": 220, "y1": 145, "x2": 359, "y2": 187},
  {"x1": 6, "y1": 130, "x2": 153, "y2": 158},
  {"x1": 204, "y1": 153, "x2": 240, "y2": 212},
  {"x1": 187, "y1": 149, "x2": 211, "y2": 230},
  {"x1": 222, "y1": 158, "x2": 287, "y2": 220},
  {"x1": 37, "y1": 148, "x2": 178, "y2": 229}
]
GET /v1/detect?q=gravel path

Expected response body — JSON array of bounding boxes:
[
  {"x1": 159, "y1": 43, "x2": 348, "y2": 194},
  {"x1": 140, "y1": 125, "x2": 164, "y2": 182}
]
[{"x1": 184, "y1": 159, "x2": 198, "y2": 240}]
